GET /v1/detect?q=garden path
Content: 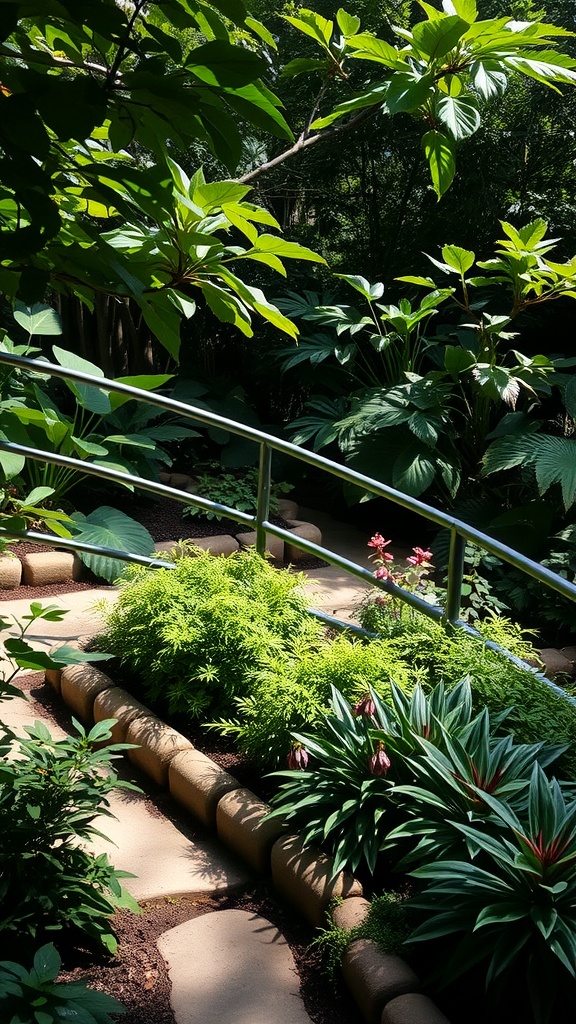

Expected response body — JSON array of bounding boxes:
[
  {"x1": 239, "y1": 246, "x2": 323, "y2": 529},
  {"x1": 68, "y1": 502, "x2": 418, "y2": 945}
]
[{"x1": 3, "y1": 684, "x2": 315, "y2": 1024}]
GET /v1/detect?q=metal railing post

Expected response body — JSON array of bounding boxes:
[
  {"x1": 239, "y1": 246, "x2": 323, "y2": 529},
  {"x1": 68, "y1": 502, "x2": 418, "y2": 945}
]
[
  {"x1": 445, "y1": 528, "x2": 466, "y2": 625},
  {"x1": 256, "y1": 442, "x2": 272, "y2": 556}
]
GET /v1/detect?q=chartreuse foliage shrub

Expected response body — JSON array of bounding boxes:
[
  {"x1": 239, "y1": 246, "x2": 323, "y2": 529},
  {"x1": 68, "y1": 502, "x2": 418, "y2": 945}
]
[
  {"x1": 0, "y1": 943, "x2": 124, "y2": 1024},
  {"x1": 213, "y1": 633, "x2": 414, "y2": 768},
  {"x1": 360, "y1": 600, "x2": 576, "y2": 779},
  {"x1": 100, "y1": 549, "x2": 323, "y2": 719}
]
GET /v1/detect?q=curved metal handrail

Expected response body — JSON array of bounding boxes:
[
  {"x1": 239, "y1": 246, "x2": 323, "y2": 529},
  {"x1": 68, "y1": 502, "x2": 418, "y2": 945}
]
[{"x1": 0, "y1": 350, "x2": 574, "y2": 700}]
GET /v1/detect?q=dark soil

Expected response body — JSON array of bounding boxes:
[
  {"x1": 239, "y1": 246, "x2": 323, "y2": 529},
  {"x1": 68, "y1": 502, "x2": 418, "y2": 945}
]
[
  {"x1": 1, "y1": 495, "x2": 325, "y2": 603},
  {"x1": 13, "y1": 673, "x2": 358, "y2": 1024}
]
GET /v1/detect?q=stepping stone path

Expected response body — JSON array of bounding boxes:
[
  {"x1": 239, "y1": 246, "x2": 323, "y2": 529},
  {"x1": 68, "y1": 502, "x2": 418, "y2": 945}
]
[
  {"x1": 3, "y1": 681, "x2": 311, "y2": 1024},
  {"x1": 89, "y1": 786, "x2": 248, "y2": 902},
  {"x1": 157, "y1": 910, "x2": 313, "y2": 1024}
]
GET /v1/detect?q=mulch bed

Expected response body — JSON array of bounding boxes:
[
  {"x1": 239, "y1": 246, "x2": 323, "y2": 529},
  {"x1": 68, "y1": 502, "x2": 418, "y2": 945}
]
[
  {"x1": 0, "y1": 494, "x2": 325, "y2": 603},
  {"x1": 13, "y1": 673, "x2": 359, "y2": 1024}
]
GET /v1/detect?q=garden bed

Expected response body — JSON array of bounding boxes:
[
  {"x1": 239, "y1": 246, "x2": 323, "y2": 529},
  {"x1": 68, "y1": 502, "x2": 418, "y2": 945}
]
[{"x1": 13, "y1": 671, "x2": 361, "y2": 1024}]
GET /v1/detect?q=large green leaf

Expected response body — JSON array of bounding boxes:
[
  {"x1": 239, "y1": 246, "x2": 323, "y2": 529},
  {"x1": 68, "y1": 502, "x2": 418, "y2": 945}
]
[
  {"x1": 13, "y1": 302, "x2": 62, "y2": 336},
  {"x1": 422, "y1": 130, "x2": 456, "y2": 198},
  {"x1": 70, "y1": 507, "x2": 154, "y2": 583},
  {"x1": 52, "y1": 346, "x2": 111, "y2": 415}
]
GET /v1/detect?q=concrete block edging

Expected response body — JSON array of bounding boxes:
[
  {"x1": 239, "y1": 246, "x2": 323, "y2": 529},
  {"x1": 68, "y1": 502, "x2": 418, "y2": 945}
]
[{"x1": 46, "y1": 655, "x2": 450, "y2": 1024}]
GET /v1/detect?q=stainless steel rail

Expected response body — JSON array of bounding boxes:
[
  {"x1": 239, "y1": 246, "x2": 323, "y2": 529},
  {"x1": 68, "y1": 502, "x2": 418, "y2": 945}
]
[{"x1": 0, "y1": 350, "x2": 575, "y2": 702}]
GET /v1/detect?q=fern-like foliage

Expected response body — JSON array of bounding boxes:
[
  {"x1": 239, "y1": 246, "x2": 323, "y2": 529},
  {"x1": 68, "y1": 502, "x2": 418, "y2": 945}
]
[
  {"x1": 99, "y1": 548, "x2": 323, "y2": 720},
  {"x1": 482, "y1": 434, "x2": 576, "y2": 509}
]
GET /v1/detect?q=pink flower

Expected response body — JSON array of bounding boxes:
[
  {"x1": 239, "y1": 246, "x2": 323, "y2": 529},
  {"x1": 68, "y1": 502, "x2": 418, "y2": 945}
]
[
  {"x1": 368, "y1": 534, "x2": 392, "y2": 551},
  {"x1": 369, "y1": 742, "x2": 391, "y2": 777},
  {"x1": 406, "y1": 547, "x2": 433, "y2": 567},
  {"x1": 375, "y1": 565, "x2": 396, "y2": 582},
  {"x1": 353, "y1": 694, "x2": 376, "y2": 718},
  {"x1": 287, "y1": 743, "x2": 309, "y2": 770}
]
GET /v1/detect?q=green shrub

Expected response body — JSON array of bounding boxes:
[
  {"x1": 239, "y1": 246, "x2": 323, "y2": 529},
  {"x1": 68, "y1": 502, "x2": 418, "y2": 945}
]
[
  {"x1": 100, "y1": 548, "x2": 323, "y2": 718},
  {"x1": 213, "y1": 633, "x2": 415, "y2": 768},
  {"x1": 0, "y1": 718, "x2": 139, "y2": 954},
  {"x1": 0, "y1": 943, "x2": 125, "y2": 1023},
  {"x1": 361, "y1": 600, "x2": 576, "y2": 779}
]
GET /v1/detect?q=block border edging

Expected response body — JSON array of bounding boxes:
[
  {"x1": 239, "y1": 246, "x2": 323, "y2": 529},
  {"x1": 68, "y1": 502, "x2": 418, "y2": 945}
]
[{"x1": 45, "y1": 654, "x2": 450, "y2": 1024}]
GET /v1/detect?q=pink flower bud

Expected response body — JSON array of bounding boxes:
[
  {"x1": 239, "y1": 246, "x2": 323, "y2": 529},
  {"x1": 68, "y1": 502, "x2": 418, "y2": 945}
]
[
  {"x1": 369, "y1": 742, "x2": 391, "y2": 777},
  {"x1": 375, "y1": 565, "x2": 396, "y2": 582},
  {"x1": 353, "y1": 694, "x2": 376, "y2": 718},
  {"x1": 287, "y1": 743, "x2": 309, "y2": 770}
]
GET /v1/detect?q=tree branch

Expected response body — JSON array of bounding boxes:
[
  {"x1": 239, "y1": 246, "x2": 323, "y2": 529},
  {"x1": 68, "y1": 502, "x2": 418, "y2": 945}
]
[{"x1": 238, "y1": 103, "x2": 384, "y2": 184}]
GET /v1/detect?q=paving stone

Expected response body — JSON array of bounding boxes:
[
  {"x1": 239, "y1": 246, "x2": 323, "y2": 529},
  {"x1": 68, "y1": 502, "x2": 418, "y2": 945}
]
[
  {"x1": 271, "y1": 834, "x2": 362, "y2": 928},
  {"x1": 560, "y1": 647, "x2": 576, "y2": 670},
  {"x1": 332, "y1": 896, "x2": 371, "y2": 931},
  {"x1": 157, "y1": 910, "x2": 313, "y2": 1024},
  {"x1": 169, "y1": 748, "x2": 241, "y2": 828},
  {"x1": 60, "y1": 664, "x2": 115, "y2": 722},
  {"x1": 88, "y1": 787, "x2": 248, "y2": 901},
  {"x1": 190, "y1": 535, "x2": 239, "y2": 556},
  {"x1": 537, "y1": 648, "x2": 574, "y2": 677},
  {"x1": 21, "y1": 551, "x2": 83, "y2": 586},
  {"x1": 342, "y1": 940, "x2": 419, "y2": 1024},
  {"x1": 126, "y1": 714, "x2": 193, "y2": 786},
  {"x1": 381, "y1": 993, "x2": 451, "y2": 1024},
  {"x1": 277, "y1": 498, "x2": 299, "y2": 520},
  {"x1": 169, "y1": 473, "x2": 193, "y2": 489},
  {"x1": 236, "y1": 529, "x2": 284, "y2": 561},
  {"x1": 159, "y1": 471, "x2": 171, "y2": 484},
  {"x1": 2, "y1": 692, "x2": 68, "y2": 750},
  {"x1": 0, "y1": 555, "x2": 22, "y2": 589},
  {"x1": 216, "y1": 787, "x2": 285, "y2": 873},
  {"x1": 284, "y1": 522, "x2": 323, "y2": 563},
  {"x1": 93, "y1": 685, "x2": 152, "y2": 745}
]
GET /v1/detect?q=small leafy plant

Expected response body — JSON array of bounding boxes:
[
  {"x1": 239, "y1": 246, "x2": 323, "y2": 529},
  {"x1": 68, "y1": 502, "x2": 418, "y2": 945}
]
[
  {"x1": 0, "y1": 717, "x2": 140, "y2": 953},
  {"x1": 183, "y1": 463, "x2": 292, "y2": 522},
  {"x1": 0, "y1": 603, "x2": 138, "y2": 956},
  {"x1": 0, "y1": 943, "x2": 125, "y2": 1023},
  {"x1": 310, "y1": 891, "x2": 410, "y2": 980}
]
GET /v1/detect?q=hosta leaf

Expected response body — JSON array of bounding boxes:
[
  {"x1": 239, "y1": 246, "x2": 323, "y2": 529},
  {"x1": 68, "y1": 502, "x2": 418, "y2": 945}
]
[
  {"x1": 441, "y1": 245, "x2": 475, "y2": 274},
  {"x1": 470, "y1": 61, "x2": 508, "y2": 99},
  {"x1": 411, "y1": 15, "x2": 469, "y2": 60},
  {"x1": 393, "y1": 445, "x2": 436, "y2": 495},
  {"x1": 52, "y1": 345, "x2": 111, "y2": 415},
  {"x1": 384, "y1": 71, "x2": 434, "y2": 114}
]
